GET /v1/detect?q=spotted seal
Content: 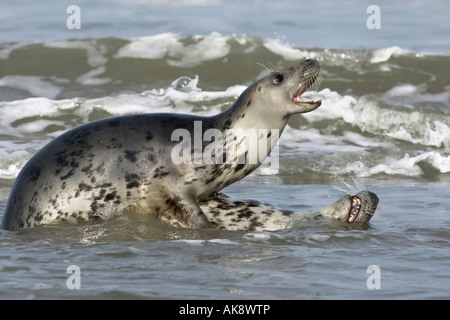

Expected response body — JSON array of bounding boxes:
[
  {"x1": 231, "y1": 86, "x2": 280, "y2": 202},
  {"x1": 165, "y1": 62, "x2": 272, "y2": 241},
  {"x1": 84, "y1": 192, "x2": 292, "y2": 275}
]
[
  {"x1": 200, "y1": 190, "x2": 379, "y2": 232},
  {"x1": 1, "y1": 59, "x2": 378, "y2": 231}
]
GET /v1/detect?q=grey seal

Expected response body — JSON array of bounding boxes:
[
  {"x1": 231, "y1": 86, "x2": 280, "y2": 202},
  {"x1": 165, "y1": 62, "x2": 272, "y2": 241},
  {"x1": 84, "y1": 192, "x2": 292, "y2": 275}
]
[
  {"x1": 1, "y1": 59, "x2": 378, "y2": 231},
  {"x1": 201, "y1": 190, "x2": 379, "y2": 232}
]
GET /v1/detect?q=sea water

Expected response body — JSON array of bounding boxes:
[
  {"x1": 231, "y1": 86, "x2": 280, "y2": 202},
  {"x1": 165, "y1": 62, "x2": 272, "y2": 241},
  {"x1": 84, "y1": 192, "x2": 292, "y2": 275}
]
[{"x1": 0, "y1": 0, "x2": 450, "y2": 299}]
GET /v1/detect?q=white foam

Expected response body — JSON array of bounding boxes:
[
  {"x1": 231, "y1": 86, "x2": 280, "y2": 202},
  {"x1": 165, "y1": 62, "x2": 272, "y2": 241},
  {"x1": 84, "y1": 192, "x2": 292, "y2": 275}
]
[
  {"x1": 243, "y1": 232, "x2": 271, "y2": 241},
  {"x1": 0, "y1": 162, "x2": 22, "y2": 180},
  {"x1": 141, "y1": 77, "x2": 245, "y2": 115},
  {"x1": 45, "y1": 40, "x2": 108, "y2": 67},
  {"x1": 301, "y1": 88, "x2": 357, "y2": 123},
  {"x1": 425, "y1": 152, "x2": 450, "y2": 173},
  {"x1": 173, "y1": 239, "x2": 205, "y2": 245},
  {"x1": 0, "y1": 76, "x2": 244, "y2": 136},
  {"x1": 365, "y1": 153, "x2": 424, "y2": 177},
  {"x1": 0, "y1": 42, "x2": 31, "y2": 60},
  {"x1": 280, "y1": 126, "x2": 382, "y2": 154},
  {"x1": 301, "y1": 88, "x2": 450, "y2": 148},
  {"x1": 383, "y1": 83, "x2": 450, "y2": 108},
  {"x1": 387, "y1": 121, "x2": 450, "y2": 148},
  {"x1": 0, "y1": 150, "x2": 31, "y2": 179},
  {"x1": 115, "y1": 32, "x2": 231, "y2": 67},
  {"x1": 76, "y1": 66, "x2": 111, "y2": 85},
  {"x1": 168, "y1": 33, "x2": 230, "y2": 67},
  {"x1": 384, "y1": 83, "x2": 419, "y2": 100},
  {"x1": 257, "y1": 164, "x2": 279, "y2": 176},
  {"x1": 370, "y1": 46, "x2": 412, "y2": 63},
  {"x1": 207, "y1": 238, "x2": 237, "y2": 245},
  {"x1": 115, "y1": 33, "x2": 179, "y2": 60},
  {"x1": 263, "y1": 38, "x2": 315, "y2": 61},
  {"x1": 0, "y1": 97, "x2": 64, "y2": 134},
  {"x1": 308, "y1": 234, "x2": 330, "y2": 242},
  {"x1": 0, "y1": 76, "x2": 62, "y2": 99},
  {"x1": 344, "y1": 151, "x2": 450, "y2": 177},
  {"x1": 17, "y1": 119, "x2": 66, "y2": 134}
]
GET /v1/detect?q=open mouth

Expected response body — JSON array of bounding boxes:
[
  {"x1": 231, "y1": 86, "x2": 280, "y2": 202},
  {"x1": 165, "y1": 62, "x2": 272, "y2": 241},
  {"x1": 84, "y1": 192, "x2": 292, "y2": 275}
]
[
  {"x1": 292, "y1": 76, "x2": 321, "y2": 105},
  {"x1": 347, "y1": 196, "x2": 361, "y2": 223}
]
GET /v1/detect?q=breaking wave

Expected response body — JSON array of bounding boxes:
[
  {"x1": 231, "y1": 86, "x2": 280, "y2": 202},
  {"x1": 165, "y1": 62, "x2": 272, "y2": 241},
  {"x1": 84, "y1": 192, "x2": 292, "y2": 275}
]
[{"x1": 1, "y1": 34, "x2": 449, "y2": 182}]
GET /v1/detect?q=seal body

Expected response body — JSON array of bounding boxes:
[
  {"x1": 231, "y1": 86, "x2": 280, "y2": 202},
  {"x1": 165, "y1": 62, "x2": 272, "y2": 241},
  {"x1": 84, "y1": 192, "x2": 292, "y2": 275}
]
[
  {"x1": 201, "y1": 191, "x2": 379, "y2": 231},
  {"x1": 3, "y1": 59, "x2": 326, "y2": 231}
]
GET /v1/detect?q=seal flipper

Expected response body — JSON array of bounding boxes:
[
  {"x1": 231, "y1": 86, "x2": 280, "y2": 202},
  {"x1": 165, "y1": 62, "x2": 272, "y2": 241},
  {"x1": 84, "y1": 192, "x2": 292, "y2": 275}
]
[
  {"x1": 183, "y1": 198, "x2": 210, "y2": 229},
  {"x1": 159, "y1": 194, "x2": 210, "y2": 229}
]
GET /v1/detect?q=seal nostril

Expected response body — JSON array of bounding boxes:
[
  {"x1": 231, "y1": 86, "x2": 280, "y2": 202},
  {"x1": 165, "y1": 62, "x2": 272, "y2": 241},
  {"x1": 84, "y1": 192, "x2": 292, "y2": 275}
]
[{"x1": 306, "y1": 59, "x2": 311, "y2": 63}]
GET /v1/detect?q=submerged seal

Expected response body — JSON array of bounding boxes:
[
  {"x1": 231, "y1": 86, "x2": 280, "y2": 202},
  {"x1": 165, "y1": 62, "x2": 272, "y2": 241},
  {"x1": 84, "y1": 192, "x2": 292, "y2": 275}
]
[
  {"x1": 2, "y1": 59, "x2": 378, "y2": 231},
  {"x1": 201, "y1": 190, "x2": 379, "y2": 232}
]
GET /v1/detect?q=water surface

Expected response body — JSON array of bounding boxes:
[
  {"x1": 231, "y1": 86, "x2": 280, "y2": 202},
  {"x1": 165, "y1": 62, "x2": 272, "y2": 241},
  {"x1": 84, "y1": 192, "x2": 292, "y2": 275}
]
[{"x1": 0, "y1": 0, "x2": 449, "y2": 299}]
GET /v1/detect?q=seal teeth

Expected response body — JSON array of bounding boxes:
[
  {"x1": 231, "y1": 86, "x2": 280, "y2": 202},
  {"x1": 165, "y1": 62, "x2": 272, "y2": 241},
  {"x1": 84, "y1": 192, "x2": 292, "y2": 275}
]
[
  {"x1": 348, "y1": 196, "x2": 361, "y2": 223},
  {"x1": 293, "y1": 74, "x2": 321, "y2": 104}
]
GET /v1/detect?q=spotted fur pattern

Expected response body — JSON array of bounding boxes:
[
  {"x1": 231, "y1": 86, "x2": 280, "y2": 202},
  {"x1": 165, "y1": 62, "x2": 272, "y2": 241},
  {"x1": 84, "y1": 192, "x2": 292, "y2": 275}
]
[
  {"x1": 201, "y1": 190, "x2": 378, "y2": 231},
  {"x1": 1, "y1": 59, "x2": 366, "y2": 232}
]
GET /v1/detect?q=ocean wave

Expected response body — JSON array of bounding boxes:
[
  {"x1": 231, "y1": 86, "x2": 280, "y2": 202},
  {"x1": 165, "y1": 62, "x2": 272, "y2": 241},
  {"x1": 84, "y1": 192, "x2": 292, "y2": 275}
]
[
  {"x1": 1, "y1": 77, "x2": 449, "y2": 181},
  {"x1": 1, "y1": 34, "x2": 446, "y2": 96},
  {"x1": 115, "y1": 32, "x2": 233, "y2": 68},
  {"x1": 1, "y1": 34, "x2": 449, "y2": 182},
  {"x1": 300, "y1": 88, "x2": 450, "y2": 148}
]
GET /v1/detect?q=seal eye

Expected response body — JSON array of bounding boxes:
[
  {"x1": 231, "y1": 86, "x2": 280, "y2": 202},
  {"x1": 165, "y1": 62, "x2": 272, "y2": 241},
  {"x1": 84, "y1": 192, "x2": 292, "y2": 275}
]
[{"x1": 273, "y1": 74, "x2": 283, "y2": 85}]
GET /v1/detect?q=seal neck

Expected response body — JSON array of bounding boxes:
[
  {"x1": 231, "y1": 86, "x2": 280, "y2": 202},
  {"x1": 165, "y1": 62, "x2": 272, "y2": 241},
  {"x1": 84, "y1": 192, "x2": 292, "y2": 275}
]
[
  {"x1": 215, "y1": 85, "x2": 289, "y2": 133},
  {"x1": 206, "y1": 85, "x2": 288, "y2": 169}
]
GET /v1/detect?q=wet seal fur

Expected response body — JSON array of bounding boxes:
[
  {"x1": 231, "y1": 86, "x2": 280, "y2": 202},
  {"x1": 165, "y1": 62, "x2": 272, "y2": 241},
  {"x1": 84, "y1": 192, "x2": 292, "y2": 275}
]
[
  {"x1": 2, "y1": 59, "x2": 379, "y2": 231},
  {"x1": 201, "y1": 190, "x2": 379, "y2": 232}
]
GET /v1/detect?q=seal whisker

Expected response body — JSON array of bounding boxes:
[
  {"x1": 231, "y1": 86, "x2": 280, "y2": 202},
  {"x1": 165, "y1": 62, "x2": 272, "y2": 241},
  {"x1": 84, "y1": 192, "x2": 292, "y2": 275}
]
[
  {"x1": 332, "y1": 174, "x2": 364, "y2": 195},
  {"x1": 255, "y1": 62, "x2": 277, "y2": 73},
  {"x1": 255, "y1": 62, "x2": 272, "y2": 73},
  {"x1": 268, "y1": 62, "x2": 278, "y2": 73},
  {"x1": 311, "y1": 71, "x2": 323, "y2": 100}
]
